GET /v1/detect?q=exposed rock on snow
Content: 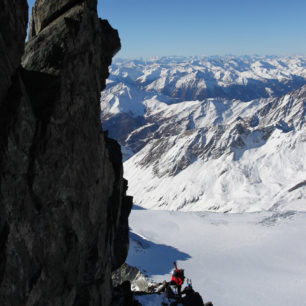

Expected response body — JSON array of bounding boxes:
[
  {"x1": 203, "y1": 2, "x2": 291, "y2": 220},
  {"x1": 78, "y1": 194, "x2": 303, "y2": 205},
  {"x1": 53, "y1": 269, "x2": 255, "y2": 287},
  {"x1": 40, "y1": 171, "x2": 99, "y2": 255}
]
[
  {"x1": 112, "y1": 274, "x2": 209, "y2": 306},
  {"x1": 112, "y1": 263, "x2": 151, "y2": 292}
]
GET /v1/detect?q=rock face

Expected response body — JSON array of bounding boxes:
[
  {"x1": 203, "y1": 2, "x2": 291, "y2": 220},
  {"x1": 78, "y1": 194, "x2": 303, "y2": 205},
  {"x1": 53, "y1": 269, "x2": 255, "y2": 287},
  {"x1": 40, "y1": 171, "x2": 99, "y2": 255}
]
[
  {"x1": 0, "y1": 0, "x2": 28, "y2": 102},
  {"x1": 0, "y1": 0, "x2": 132, "y2": 305},
  {"x1": 112, "y1": 263, "x2": 150, "y2": 292}
]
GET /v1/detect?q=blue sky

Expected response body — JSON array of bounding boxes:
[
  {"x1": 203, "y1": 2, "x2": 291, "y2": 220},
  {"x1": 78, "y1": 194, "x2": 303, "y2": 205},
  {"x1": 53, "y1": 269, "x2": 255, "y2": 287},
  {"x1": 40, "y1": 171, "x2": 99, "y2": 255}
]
[{"x1": 28, "y1": 0, "x2": 306, "y2": 58}]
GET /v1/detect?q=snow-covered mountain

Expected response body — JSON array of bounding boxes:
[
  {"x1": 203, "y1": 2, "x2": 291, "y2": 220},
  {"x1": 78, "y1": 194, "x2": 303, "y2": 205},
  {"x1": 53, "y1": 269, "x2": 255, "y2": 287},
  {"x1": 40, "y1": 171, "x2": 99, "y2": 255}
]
[
  {"x1": 104, "y1": 55, "x2": 306, "y2": 103},
  {"x1": 100, "y1": 56, "x2": 306, "y2": 212}
]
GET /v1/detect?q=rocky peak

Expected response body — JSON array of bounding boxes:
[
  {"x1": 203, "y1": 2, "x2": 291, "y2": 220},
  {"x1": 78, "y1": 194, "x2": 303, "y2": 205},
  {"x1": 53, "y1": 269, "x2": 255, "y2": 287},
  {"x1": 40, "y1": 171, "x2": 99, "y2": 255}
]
[
  {"x1": 0, "y1": 0, "x2": 131, "y2": 305},
  {"x1": 29, "y1": 0, "x2": 85, "y2": 38}
]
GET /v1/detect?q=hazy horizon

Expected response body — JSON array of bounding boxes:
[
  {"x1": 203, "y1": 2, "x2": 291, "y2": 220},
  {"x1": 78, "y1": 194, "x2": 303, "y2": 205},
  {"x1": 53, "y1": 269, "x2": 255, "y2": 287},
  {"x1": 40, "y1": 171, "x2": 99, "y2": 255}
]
[{"x1": 112, "y1": 53, "x2": 306, "y2": 61}]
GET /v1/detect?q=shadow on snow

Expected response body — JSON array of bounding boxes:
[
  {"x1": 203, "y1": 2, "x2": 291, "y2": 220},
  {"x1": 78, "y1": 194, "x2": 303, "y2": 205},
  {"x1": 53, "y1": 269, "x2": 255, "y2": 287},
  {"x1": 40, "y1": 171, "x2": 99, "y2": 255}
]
[
  {"x1": 128, "y1": 232, "x2": 191, "y2": 277},
  {"x1": 132, "y1": 204, "x2": 147, "y2": 210}
]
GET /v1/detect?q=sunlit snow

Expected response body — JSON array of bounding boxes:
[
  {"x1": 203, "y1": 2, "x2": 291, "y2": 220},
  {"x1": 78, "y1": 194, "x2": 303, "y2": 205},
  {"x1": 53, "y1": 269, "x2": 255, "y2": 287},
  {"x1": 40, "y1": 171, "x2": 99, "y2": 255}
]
[{"x1": 128, "y1": 209, "x2": 306, "y2": 306}]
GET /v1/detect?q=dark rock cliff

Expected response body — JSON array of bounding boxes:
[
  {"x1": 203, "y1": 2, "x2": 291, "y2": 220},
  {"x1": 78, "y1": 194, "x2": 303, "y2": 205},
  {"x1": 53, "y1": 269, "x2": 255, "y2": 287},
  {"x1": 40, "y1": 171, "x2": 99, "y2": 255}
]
[
  {"x1": 0, "y1": 0, "x2": 28, "y2": 102},
  {"x1": 0, "y1": 0, "x2": 132, "y2": 305}
]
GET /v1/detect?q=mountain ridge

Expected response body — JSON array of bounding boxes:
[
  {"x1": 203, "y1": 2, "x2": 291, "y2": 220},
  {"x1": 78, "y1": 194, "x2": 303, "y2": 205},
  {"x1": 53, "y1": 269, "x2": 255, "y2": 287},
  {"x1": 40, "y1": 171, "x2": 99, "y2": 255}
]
[
  {"x1": 101, "y1": 57, "x2": 306, "y2": 212},
  {"x1": 123, "y1": 85, "x2": 305, "y2": 212}
]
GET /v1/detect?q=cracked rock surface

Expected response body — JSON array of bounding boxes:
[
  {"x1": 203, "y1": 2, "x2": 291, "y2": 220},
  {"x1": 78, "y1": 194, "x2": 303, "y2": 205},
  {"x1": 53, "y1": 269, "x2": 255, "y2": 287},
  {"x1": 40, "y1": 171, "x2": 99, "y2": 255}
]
[{"x1": 0, "y1": 0, "x2": 132, "y2": 305}]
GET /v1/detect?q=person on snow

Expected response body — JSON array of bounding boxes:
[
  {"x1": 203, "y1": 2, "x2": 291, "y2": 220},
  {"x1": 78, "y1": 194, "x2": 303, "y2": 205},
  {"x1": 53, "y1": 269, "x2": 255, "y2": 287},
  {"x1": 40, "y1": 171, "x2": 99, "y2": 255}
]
[{"x1": 169, "y1": 261, "x2": 185, "y2": 297}]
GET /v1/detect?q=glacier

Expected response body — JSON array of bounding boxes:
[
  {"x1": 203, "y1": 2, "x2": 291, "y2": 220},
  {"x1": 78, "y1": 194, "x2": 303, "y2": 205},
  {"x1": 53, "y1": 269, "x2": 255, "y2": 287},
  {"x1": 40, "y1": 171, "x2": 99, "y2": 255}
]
[{"x1": 128, "y1": 208, "x2": 306, "y2": 306}]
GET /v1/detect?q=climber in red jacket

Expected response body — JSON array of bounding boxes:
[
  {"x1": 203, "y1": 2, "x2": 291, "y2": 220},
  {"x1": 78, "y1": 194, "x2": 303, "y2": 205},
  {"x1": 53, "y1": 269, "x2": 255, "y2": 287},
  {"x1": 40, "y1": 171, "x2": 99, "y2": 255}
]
[{"x1": 170, "y1": 261, "x2": 185, "y2": 297}]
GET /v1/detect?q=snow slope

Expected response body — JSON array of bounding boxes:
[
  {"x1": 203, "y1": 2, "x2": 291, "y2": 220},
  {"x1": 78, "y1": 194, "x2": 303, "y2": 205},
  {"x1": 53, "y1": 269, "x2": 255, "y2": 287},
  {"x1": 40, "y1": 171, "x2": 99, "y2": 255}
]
[
  {"x1": 123, "y1": 86, "x2": 306, "y2": 212},
  {"x1": 128, "y1": 208, "x2": 306, "y2": 306},
  {"x1": 100, "y1": 56, "x2": 306, "y2": 212}
]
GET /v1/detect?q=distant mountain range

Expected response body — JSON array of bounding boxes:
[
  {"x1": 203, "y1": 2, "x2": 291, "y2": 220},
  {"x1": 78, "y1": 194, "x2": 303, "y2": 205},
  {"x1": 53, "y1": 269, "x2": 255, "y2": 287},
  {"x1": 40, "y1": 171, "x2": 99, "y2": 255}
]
[{"x1": 101, "y1": 56, "x2": 306, "y2": 212}]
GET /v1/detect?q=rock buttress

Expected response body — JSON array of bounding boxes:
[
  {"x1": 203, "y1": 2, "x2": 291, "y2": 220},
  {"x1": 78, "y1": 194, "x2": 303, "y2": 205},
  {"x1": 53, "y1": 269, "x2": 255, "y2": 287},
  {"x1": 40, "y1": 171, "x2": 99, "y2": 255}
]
[{"x1": 0, "y1": 0, "x2": 132, "y2": 305}]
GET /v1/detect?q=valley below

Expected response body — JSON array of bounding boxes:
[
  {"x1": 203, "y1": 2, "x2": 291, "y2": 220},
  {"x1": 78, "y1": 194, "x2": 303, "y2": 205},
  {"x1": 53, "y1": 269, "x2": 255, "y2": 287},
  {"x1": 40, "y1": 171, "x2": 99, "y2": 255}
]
[
  {"x1": 127, "y1": 208, "x2": 306, "y2": 306},
  {"x1": 101, "y1": 55, "x2": 306, "y2": 305},
  {"x1": 102, "y1": 55, "x2": 306, "y2": 212}
]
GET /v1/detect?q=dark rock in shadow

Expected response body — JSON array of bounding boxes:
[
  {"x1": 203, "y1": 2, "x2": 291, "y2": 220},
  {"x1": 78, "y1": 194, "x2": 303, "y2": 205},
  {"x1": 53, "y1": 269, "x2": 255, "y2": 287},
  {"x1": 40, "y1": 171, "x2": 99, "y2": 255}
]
[{"x1": 0, "y1": 0, "x2": 130, "y2": 305}]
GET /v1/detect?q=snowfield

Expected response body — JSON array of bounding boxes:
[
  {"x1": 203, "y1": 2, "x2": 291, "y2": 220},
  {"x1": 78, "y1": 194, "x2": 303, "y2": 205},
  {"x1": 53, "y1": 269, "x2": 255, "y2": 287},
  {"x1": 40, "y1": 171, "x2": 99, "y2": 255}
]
[
  {"x1": 124, "y1": 128, "x2": 306, "y2": 212},
  {"x1": 127, "y1": 208, "x2": 306, "y2": 306}
]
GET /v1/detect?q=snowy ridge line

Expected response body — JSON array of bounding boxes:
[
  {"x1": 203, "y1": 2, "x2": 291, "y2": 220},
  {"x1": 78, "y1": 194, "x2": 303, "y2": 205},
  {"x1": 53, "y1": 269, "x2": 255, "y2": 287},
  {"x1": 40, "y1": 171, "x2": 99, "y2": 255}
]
[
  {"x1": 100, "y1": 56, "x2": 306, "y2": 212},
  {"x1": 101, "y1": 55, "x2": 306, "y2": 119},
  {"x1": 122, "y1": 85, "x2": 306, "y2": 212},
  {"x1": 107, "y1": 55, "x2": 306, "y2": 103}
]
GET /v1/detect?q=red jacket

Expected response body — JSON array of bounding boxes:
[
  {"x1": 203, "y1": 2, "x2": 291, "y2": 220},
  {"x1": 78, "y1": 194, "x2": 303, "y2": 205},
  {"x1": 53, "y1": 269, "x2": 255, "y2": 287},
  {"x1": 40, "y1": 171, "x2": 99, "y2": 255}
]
[
  {"x1": 171, "y1": 275, "x2": 183, "y2": 286},
  {"x1": 171, "y1": 262, "x2": 184, "y2": 286}
]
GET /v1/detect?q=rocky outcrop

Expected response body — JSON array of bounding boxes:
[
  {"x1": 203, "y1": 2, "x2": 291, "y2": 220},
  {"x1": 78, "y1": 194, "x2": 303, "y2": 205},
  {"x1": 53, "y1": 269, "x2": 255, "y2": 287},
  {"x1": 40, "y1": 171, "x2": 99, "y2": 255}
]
[
  {"x1": 0, "y1": 0, "x2": 132, "y2": 305},
  {"x1": 112, "y1": 263, "x2": 151, "y2": 292},
  {"x1": 112, "y1": 264, "x2": 211, "y2": 306},
  {"x1": 112, "y1": 280, "x2": 210, "y2": 306}
]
